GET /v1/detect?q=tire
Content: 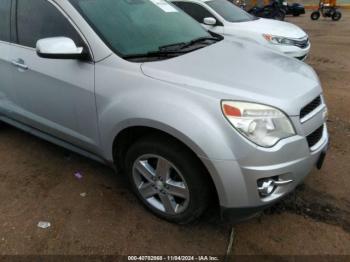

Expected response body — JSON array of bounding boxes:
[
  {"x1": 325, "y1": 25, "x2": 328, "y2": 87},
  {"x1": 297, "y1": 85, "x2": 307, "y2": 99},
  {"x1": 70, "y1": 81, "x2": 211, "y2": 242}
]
[
  {"x1": 275, "y1": 10, "x2": 285, "y2": 21},
  {"x1": 125, "y1": 135, "x2": 211, "y2": 224},
  {"x1": 311, "y1": 11, "x2": 320, "y2": 20},
  {"x1": 332, "y1": 11, "x2": 342, "y2": 21}
]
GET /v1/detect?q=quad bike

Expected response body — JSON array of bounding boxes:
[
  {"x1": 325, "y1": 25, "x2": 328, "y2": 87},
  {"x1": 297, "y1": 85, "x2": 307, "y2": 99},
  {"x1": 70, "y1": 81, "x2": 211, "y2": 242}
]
[
  {"x1": 248, "y1": 0, "x2": 286, "y2": 20},
  {"x1": 311, "y1": 0, "x2": 342, "y2": 21}
]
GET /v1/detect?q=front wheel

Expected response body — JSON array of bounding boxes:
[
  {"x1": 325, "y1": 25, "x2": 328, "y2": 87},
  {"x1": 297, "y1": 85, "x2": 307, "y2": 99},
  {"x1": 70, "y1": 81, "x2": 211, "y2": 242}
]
[
  {"x1": 311, "y1": 11, "x2": 320, "y2": 20},
  {"x1": 332, "y1": 11, "x2": 342, "y2": 21},
  {"x1": 125, "y1": 135, "x2": 211, "y2": 224}
]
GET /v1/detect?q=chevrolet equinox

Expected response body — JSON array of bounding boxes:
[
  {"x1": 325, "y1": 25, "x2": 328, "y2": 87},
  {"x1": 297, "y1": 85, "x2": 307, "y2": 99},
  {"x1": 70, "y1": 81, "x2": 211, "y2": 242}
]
[{"x1": 0, "y1": 0, "x2": 328, "y2": 224}]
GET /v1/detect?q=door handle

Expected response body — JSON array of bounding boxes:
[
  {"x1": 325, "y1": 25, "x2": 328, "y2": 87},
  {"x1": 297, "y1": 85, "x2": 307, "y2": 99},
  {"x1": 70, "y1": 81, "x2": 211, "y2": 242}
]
[{"x1": 12, "y1": 59, "x2": 28, "y2": 70}]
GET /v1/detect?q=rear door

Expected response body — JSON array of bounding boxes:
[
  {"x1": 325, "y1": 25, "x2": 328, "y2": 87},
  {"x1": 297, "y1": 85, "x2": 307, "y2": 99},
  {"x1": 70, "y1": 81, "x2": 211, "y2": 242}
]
[
  {"x1": 9, "y1": 0, "x2": 100, "y2": 153},
  {"x1": 0, "y1": 0, "x2": 18, "y2": 118}
]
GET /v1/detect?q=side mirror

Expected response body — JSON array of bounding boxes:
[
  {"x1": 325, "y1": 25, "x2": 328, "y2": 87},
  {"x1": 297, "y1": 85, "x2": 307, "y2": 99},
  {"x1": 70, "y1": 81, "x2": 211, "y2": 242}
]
[
  {"x1": 203, "y1": 17, "x2": 217, "y2": 26},
  {"x1": 36, "y1": 37, "x2": 86, "y2": 59}
]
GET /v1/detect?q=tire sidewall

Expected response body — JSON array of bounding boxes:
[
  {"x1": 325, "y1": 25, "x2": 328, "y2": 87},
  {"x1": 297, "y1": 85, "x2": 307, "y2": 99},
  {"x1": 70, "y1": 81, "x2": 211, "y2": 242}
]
[
  {"x1": 311, "y1": 11, "x2": 320, "y2": 20},
  {"x1": 332, "y1": 11, "x2": 341, "y2": 21},
  {"x1": 125, "y1": 137, "x2": 209, "y2": 224}
]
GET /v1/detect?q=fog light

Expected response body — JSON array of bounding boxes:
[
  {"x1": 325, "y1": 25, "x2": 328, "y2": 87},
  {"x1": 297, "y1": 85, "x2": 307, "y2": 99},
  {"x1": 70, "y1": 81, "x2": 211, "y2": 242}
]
[
  {"x1": 257, "y1": 179, "x2": 276, "y2": 197},
  {"x1": 257, "y1": 177, "x2": 294, "y2": 197}
]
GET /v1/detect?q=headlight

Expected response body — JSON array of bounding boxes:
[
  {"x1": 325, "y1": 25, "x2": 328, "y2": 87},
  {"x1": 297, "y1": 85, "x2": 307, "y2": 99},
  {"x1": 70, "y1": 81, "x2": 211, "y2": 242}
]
[
  {"x1": 221, "y1": 101, "x2": 296, "y2": 147},
  {"x1": 263, "y1": 34, "x2": 294, "y2": 45}
]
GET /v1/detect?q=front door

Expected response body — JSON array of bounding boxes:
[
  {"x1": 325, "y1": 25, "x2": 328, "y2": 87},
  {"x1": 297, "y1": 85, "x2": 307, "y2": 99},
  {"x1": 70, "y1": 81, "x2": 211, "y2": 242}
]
[{"x1": 9, "y1": 0, "x2": 100, "y2": 153}]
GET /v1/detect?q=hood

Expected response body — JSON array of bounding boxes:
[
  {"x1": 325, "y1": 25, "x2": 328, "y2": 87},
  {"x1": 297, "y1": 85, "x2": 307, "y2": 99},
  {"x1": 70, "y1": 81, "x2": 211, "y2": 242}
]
[
  {"x1": 226, "y1": 18, "x2": 307, "y2": 39},
  {"x1": 141, "y1": 39, "x2": 321, "y2": 116}
]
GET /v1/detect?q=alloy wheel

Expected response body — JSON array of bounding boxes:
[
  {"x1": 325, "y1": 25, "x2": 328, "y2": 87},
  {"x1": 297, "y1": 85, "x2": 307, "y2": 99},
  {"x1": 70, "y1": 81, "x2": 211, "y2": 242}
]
[{"x1": 132, "y1": 154, "x2": 190, "y2": 215}]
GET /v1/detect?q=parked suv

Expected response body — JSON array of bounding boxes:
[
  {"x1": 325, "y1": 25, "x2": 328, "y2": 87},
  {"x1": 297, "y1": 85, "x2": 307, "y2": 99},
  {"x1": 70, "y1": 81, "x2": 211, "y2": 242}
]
[
  {"x1": 172, "y1": 0, "x2": 310, "y2": 60},
  {"x1": 0, "y1": 0, "x2": 328, "y2": 224}
]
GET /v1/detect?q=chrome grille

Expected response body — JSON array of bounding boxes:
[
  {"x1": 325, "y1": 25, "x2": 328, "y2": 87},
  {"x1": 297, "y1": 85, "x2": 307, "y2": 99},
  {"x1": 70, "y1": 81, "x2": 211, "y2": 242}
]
[
  {"x1": 294, "y1": 39, "x2": 309, "y2": 48},
  {"x1": 300, "y1": 96, "x2": 322, "y2": 119},
  {"x1": 296, "y1": 55, "x2": 307, "y2": 61},
  {"x1": 306, "y1": 125, "x2": 324, "y2": 148},
  {"x1": 292, "y1": 38, "x2": 309, "y2": 49}
]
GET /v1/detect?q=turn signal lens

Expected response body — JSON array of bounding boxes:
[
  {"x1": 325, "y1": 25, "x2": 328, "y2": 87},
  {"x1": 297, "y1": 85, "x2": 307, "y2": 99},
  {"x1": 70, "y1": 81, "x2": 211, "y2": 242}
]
[
  {"x1": 263, "y1": 34, "x2": 273, "y2": 41},
  {"x1": 223, "y1": 104, "x2": 241, "y2": 117},
  {"x1": 222, "y1": 101, "x2": 296, "y2": 147}
]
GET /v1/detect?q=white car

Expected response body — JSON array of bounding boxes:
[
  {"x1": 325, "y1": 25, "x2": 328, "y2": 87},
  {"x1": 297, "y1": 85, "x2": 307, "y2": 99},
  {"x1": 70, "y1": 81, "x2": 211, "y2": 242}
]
[{"x1": 171, "y1": 0, "x2": 310, "y2": 60}]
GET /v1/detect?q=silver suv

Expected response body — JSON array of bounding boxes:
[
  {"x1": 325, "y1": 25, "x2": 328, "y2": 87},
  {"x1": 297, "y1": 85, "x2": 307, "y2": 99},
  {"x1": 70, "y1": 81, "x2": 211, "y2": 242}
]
[{"x1": 0, "y1": 0, "x2": 328, "y2": 224}]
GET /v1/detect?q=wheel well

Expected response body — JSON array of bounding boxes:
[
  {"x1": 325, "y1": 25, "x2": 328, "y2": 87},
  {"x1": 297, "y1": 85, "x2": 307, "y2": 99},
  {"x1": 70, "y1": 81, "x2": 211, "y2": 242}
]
[{"x1": 112, "y1": 126, "x2": 219, "y2": 205}]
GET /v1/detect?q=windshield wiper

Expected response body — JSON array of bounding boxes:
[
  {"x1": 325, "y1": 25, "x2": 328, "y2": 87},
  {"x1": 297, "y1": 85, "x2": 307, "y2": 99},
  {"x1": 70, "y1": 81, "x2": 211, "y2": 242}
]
[
  {"x1": 180, "y1": 36, "x2": 220, "y2": 49},
  {"x1": 123, "y1": 36, "x2": 221, "y2": 61},
  {"x1": 157, "y1": 36, "x2": 220, "y2": 52},
  {"x1": 158, "y1": 42, "x2": 187, "y2": 52},
  {"x1": 123, "y1": 50, "x2": 187, "y2": 60}
]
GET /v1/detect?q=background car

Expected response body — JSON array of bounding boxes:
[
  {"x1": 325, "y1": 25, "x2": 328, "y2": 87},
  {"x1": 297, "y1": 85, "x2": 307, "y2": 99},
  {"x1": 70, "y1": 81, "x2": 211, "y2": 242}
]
[
  {"x1": 172, "y1": 0, "x2": 310, "y2": 60},
  {"x1": 285, "y1": 2, "x2": 306, "y2": 16}
]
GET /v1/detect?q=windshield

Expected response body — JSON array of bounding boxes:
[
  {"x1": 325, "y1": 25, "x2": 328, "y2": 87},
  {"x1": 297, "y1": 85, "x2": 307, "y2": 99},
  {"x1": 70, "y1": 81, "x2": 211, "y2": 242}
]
[
  {"x1": 69, "y1": 0, "x2": 211, "y2": 58},
  {"x1": 206, "y1": 0, "x2": 255, "y2": 22}
]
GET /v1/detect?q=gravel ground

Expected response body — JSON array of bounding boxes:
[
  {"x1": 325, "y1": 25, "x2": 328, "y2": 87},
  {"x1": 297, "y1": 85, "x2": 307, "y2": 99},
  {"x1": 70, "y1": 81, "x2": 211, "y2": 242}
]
[{"x1": 0, "y1": 11, "x2": 349, "y2": 259}]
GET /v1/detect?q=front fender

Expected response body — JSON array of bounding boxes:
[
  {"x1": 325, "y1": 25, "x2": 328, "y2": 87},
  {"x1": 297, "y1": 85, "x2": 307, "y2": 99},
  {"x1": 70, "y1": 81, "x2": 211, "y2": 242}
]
[
  {"x1": 97, "y1": 86, "x2": 236, "y2": 163},
  {"x1": 95, "y1": 56, "x2": 239, "y2": 163},
  {"x1": 94, "y1": 56, "x2": 257, "y2": 207}
]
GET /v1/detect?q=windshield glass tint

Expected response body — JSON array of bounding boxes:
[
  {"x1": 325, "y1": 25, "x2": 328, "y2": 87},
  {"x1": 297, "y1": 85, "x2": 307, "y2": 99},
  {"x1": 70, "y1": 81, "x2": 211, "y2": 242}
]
[
  {"x1": 69, "y1": 0, "x2": 210, "y2": 56},
  {"x1": 206, "y1": 0, "x2": 254, "y2": 22}
]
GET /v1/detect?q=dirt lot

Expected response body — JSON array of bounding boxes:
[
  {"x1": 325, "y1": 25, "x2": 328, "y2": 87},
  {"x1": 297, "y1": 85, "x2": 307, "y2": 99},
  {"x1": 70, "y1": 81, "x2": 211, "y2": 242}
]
[{"x1": 0, "y1": 11, "x2": 349, "y2": 259}]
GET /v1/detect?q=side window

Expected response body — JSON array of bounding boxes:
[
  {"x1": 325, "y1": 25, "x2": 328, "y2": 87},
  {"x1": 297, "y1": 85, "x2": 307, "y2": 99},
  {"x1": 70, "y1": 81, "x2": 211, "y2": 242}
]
[
  {"x1": 0, "y1": 0, "x2": 11, "y2": 42},
  {"x1": 16, "y1": 0, "x2": 84, "y2": 48},
  {"x1": 172, "y1": 2, "x2": 214, "y2": 23}
]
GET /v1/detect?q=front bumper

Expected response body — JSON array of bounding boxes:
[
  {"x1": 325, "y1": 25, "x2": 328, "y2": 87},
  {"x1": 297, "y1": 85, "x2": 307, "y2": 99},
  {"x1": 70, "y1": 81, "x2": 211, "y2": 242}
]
[
  {"x1": 204, "y1": 134, "x2": 328, "y2": 222},
  {"x1": 200, "y1": 102, "x2": 328, "y2": 222},
  {"x1": 201, "y1": 132, "x2": 328, "y2": 204},
  {"x1": 221, "y1": 144, "x2": 328, "y2": 223},
  {"x1": 276, "y1": 42, "x2": 311, "y2": 61}
]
